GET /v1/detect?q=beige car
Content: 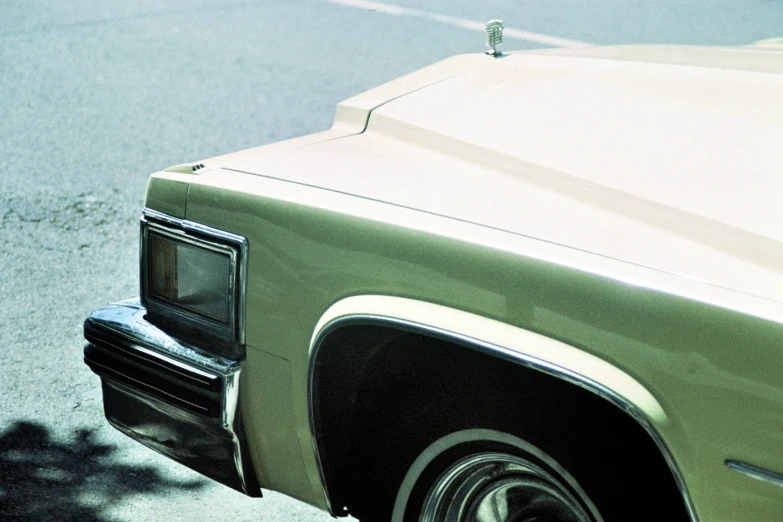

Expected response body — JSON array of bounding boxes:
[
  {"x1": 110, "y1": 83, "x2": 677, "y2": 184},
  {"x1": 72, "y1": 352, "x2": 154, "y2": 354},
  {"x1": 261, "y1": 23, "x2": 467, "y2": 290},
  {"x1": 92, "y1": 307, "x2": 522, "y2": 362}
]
[{"x1": 84, "y1": 38, "x2": 783, "y2": 522}]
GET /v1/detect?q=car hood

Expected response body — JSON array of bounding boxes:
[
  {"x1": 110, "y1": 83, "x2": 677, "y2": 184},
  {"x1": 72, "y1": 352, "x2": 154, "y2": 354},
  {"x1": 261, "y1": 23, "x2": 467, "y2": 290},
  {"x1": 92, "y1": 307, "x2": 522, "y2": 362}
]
[
  {"x1": 220, "y1": 45, "x2": 783, "y2": 305},
  {"x1": 371, "y1": 45, "x2": 783, "y2": 245}
]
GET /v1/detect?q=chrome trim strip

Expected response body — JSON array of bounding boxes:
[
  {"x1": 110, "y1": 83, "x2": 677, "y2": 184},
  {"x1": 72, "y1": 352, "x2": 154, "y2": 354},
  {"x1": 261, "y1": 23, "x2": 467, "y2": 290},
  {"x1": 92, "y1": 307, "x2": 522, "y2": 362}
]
[
  {"x1": 142, "y1": 207, "x2": 183, "y2": 228},
  {"x1": 90, "y1": 298, "x2": 240, "y2": 373},
  {"x1": 224, "y1": 367, "x2": 249, "y2": 489},
  {"x1": 726, "y1": 460, "x2": 783, "y2": 488},
  {"x1": 309, "y1": 312, "x2": 698, "y2": 522},
  {"x1": 143, "y1": 208, "x2": 247, "y2": 247},
  {"x1": 141, "y1": 208, "x2": 248, "y2": 346},
  {"x1": 88, "y1": 326, "x2": 217, "y2": 381}
]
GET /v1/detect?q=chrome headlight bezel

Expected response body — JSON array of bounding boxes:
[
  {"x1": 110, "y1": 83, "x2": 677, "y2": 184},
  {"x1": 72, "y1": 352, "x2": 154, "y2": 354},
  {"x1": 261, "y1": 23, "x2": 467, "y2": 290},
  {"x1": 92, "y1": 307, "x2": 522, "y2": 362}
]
[{"x1": 140, "y1": 209, "x2": 247, "y2": 359}]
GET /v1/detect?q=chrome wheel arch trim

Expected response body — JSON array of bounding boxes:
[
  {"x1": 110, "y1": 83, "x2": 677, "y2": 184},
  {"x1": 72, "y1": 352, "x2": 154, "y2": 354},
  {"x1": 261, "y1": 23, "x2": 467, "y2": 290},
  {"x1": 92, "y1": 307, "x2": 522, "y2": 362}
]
[
  {"x1": 307, "y1": 295, "x2": 698, "y2": 522},
  {"x1": 391, "y1": 429, "x2": 603, "y2": 522}
]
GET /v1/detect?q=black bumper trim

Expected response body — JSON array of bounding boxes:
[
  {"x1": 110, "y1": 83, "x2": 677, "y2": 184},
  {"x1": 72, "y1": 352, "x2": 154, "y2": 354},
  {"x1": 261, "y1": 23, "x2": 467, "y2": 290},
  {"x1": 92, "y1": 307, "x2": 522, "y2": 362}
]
[{"x1": 84, "y1": 322, "x2": 222, "y2": 417}]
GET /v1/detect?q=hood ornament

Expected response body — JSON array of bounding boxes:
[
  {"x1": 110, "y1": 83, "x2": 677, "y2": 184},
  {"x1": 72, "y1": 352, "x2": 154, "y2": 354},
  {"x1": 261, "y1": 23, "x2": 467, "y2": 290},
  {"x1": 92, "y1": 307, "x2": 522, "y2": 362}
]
[{"x1": 485, "y1": 19, "x2": 504, "y2": 57}]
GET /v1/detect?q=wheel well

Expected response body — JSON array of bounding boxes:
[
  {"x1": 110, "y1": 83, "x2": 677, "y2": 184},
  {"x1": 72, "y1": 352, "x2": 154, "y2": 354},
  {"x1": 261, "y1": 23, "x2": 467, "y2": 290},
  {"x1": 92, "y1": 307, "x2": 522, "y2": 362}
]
[{"x1": 311, "y1": 322, "x2": 689, "y2": 521}]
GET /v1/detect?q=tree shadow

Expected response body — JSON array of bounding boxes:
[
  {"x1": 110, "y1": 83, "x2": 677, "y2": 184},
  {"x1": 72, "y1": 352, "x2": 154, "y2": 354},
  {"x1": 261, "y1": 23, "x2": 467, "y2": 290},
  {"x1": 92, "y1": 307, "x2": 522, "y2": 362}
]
[{"x1": 0, "y1": 421, "x2": 206, "y2": 521}]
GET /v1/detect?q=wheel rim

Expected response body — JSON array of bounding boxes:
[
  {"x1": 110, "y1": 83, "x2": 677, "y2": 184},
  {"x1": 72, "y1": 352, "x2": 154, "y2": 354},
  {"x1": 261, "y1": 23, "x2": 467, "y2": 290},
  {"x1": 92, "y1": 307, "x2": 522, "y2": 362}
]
[{"x1": 420, "y1": 452, "x2": 594, "y2": 522}]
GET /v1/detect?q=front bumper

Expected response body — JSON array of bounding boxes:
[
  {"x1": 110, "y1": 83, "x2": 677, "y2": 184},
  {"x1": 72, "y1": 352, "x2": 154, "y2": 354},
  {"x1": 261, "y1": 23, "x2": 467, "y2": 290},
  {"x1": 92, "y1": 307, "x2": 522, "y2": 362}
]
[{"x1": 83, "y1": 299, "x2": 260, "y2": 496}]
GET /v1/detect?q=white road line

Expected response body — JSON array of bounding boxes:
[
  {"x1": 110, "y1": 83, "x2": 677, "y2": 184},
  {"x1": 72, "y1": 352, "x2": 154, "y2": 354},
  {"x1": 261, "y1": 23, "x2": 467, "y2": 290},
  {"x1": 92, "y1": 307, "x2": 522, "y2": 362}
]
[{"x1": 326, "y1": 0, "x2": 591, "y2": 48}]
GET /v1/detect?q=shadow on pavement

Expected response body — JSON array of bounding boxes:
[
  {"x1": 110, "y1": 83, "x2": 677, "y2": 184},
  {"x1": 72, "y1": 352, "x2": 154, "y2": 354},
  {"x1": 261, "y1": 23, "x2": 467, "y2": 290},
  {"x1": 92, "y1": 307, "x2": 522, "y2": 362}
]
[{"x1": 0, "y1": 421, "x2": 206, "y2": 521}]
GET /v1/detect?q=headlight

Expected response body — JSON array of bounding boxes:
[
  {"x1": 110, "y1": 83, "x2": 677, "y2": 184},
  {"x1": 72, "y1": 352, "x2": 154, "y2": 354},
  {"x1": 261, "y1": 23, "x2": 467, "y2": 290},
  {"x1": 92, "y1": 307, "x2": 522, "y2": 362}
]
[
  {"x1": 141, "y1": 211, "x2": 246, "y2": 359},
  {"x1": 148, "y1": 234, "x2": 232, "y2": 323}
]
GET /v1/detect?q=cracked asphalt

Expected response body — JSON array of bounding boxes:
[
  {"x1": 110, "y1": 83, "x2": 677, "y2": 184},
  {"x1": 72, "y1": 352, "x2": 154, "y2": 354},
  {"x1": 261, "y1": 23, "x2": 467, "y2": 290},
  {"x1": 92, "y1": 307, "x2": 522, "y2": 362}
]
[{"x1": 2, "y1": 1, "x2": 782, "y2": 520}]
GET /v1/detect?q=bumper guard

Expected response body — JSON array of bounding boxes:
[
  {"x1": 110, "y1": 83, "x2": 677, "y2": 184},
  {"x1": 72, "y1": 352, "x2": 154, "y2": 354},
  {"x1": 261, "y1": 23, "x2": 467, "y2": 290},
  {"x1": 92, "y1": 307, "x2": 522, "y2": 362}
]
[{"x1": 83, "y1": 298, "x2": 260, "y2": 496}]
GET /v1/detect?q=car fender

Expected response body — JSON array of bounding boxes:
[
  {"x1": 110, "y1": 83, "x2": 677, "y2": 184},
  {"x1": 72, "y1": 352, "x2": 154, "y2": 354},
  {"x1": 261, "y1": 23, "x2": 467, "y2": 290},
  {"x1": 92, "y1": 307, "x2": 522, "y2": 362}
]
[{"x1": 308, "y1": 294, "x2": 696, "y2": 519}]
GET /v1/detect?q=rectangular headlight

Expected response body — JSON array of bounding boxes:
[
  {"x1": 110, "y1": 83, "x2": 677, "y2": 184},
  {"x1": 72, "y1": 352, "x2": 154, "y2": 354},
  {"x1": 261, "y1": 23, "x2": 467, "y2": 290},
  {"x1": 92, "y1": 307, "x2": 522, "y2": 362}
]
[
  {"x1": 141, "y1": 212, "x2": 246, "y2": 358},
  {"x1": 148, "y1": 234, "x2": 232, "y2": 323}
]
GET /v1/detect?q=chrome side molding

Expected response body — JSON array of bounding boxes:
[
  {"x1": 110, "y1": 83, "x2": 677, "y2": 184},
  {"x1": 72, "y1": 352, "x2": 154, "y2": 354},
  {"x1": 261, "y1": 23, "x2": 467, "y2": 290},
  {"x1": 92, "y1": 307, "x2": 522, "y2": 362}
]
[{"x1": 726, "y1": 460, "x2": 783, "y2": 488}]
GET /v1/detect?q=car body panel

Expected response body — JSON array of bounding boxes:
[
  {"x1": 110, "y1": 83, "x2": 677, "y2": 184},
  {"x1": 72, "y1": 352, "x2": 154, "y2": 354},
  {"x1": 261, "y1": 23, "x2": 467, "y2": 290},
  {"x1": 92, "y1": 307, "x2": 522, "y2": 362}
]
[
  {"x1": 369, "y1": 56, "x2": 783, "y2": 243},
  {"x1": 222, "y1": 45, "x2": 783, "y2": 306},
  {"x1": 221, "y1": 129, "x2": 783, "y2": 306},
  {"x1": 177, "y1": 163, "x2": 783, "y2": 520},
  {"x1": 133, "y1": 44, "x2": 783, "y2": 520},
  {"x1": 309, "y1": 295, "x2": 684, "y2": 510},
  {"x1": 526, "y1": 43, "x2": 783, "y2": 74},
  {"x1": 141, "y1": 50, "x2": 489, "y2": 219},
  {"x1": 367, "y1": 50, "x2": 783, "y2": 246}
]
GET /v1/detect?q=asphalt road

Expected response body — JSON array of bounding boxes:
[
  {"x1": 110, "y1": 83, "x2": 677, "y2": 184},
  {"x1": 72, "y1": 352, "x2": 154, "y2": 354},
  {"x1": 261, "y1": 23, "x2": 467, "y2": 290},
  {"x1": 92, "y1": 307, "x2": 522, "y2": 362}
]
[{"x1": 1, "y1": 1, "x2": 782, "y2": 520}]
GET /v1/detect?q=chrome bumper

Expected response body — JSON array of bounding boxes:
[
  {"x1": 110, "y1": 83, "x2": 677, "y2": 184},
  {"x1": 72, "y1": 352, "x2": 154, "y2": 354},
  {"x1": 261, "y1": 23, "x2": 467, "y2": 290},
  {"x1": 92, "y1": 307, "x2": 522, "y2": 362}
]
[{"x1": 83, "y1": 299, "x2": 260, "y2": 496}]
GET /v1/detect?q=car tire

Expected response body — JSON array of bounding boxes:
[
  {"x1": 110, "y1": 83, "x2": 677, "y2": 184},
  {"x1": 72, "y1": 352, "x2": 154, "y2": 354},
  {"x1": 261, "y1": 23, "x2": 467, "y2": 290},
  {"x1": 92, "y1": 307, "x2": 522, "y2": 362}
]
[{"x1": 391, "y1": 428, "x2": 603, "y2": 522}]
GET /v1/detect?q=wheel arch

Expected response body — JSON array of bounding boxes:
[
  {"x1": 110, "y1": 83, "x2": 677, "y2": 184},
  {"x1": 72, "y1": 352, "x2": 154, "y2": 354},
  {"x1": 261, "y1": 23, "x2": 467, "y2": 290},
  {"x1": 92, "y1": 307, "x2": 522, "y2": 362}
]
[{"x1": 308, "y1": 295, "x2": 697, "y2": 521}]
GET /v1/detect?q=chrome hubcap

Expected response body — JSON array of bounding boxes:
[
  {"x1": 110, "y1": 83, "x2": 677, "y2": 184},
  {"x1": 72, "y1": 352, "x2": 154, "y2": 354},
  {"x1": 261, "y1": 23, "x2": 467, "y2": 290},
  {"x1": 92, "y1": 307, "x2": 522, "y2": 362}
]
[{"x1": 420, "y1": 452, "x2": 594, "y2": 522}]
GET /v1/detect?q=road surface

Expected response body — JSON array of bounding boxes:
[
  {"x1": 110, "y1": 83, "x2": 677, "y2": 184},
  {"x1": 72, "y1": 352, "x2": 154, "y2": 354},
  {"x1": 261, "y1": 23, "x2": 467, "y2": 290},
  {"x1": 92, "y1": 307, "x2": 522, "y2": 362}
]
[{"x1": 2, "y1": 1, "x2": 781, "y2": 520}]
